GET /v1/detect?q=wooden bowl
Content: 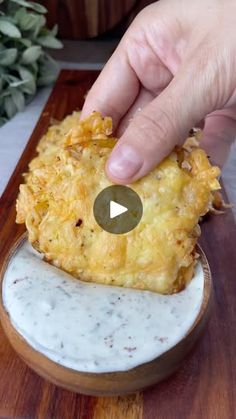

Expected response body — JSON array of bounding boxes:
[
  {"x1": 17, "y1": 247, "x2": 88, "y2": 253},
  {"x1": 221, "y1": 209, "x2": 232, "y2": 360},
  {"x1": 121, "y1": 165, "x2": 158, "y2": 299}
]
[
  {"x1": 0, "y1": 234, "x2": 211, "y2": 396},
  {"x1": 44, "y1": 0, "x2": 137, "y2": 39}
]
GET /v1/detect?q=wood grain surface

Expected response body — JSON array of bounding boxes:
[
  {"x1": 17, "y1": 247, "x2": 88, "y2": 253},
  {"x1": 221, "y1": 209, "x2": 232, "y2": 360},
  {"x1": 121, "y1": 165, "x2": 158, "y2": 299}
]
[{"x1": 0, "y1": 70, "x2": 236, "y2": 418}]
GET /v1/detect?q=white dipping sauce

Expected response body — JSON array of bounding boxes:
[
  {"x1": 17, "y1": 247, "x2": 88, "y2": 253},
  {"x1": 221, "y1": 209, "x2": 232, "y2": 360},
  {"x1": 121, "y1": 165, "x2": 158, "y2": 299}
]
[{"x1": 2, "y1": 240, "x2": 204, "y2": 373}]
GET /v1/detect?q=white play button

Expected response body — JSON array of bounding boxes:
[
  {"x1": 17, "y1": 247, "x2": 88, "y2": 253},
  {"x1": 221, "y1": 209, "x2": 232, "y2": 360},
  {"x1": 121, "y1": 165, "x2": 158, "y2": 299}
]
[
  {"x1": 110, "y1": 200, "x2": 128, "y2": 219},
  {"x1": 93, "y1": 185, "x2": 143, "y2": 234}
]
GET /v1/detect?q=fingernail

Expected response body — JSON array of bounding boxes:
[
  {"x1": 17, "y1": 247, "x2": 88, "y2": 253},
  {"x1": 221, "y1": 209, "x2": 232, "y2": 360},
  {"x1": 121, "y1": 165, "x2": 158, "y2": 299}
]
[{"x1": 107, "y1": 143, "x2": 143, "y2": 179}]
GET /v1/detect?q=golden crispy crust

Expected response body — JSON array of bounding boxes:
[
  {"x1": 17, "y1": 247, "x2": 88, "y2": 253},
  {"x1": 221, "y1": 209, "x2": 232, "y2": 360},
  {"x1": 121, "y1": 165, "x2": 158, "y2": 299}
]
[{"x1": 16, "y1": 112, "x2": 221, "y2": 294}]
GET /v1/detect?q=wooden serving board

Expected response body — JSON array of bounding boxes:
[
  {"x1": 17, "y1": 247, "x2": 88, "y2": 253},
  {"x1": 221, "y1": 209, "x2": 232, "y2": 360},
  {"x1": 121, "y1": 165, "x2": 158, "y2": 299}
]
[{"x1": 0, "y1": 69, "x2": 236, "y2": 418}]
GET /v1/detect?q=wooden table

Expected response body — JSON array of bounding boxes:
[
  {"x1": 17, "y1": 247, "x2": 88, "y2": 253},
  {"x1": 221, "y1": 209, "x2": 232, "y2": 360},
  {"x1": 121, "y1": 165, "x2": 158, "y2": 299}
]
[{"x1": 0, "y1": 70, "x2": 235, "y2": 419}]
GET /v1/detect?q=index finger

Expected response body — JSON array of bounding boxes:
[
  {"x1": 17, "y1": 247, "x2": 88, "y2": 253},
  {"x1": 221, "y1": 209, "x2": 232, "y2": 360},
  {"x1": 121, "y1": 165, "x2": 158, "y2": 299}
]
[{"x1": 81, "y1": 44, "x2": 140, "y2": 129}]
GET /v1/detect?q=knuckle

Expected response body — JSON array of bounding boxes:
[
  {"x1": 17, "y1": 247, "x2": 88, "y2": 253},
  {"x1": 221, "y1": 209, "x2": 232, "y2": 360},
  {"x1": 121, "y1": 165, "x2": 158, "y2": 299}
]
[
  {"x1": 190, "y1": 44, "x2": 233, "y2": 110},
  {"x1": 133, "y1": 103, "x2": 181, "y2": 149}
]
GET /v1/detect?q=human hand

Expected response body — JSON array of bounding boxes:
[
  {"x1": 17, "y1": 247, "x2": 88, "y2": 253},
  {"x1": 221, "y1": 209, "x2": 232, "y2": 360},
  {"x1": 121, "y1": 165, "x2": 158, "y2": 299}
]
[{"x1": 82, "y1": 0, "x2": 236, "y2": 183}]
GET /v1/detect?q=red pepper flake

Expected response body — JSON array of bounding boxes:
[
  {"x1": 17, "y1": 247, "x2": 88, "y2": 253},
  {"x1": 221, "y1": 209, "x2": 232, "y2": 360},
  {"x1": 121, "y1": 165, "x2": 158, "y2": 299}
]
[{"x1": 154, "y1": 336, "x2": 168, "y2": 343}]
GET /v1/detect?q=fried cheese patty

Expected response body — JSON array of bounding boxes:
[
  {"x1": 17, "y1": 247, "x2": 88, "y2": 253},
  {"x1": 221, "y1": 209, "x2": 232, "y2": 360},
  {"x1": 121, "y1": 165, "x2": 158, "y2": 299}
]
[{"x1": 16, "y1": 112, "x2": 220, "y2": 294}]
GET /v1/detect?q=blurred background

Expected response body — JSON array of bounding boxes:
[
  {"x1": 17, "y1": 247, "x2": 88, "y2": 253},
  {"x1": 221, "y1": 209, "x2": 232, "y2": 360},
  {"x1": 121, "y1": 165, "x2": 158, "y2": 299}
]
[
  {"x1": 41, "y1": 0, "x2": 153, "y2": 40},
  {"x1": 40, "y1": 0, "x2": 155, "y2": 64}
]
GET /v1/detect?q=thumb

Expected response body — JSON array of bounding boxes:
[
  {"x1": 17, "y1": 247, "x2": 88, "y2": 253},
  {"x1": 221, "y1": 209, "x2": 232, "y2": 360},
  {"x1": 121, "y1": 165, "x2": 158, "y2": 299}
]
[{"x1": 106, "y1": 64, "x2": 217, "y2": 184}]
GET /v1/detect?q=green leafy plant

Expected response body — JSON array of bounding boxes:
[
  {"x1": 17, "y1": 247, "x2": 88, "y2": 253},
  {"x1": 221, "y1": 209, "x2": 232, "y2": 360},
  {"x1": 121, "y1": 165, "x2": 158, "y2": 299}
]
[{"x1": 0, "y1": 0, "x2": 63, "y2": 126}]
